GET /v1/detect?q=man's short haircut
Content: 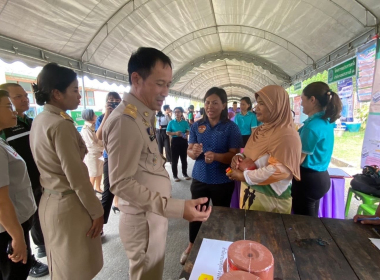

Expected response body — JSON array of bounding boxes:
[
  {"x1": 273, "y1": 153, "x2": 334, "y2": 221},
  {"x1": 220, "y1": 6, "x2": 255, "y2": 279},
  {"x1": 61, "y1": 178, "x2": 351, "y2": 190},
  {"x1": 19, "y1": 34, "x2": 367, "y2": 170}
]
[
  {"x1": 0, "y1": 83, "x2": 22, "y2": 92},
  {"x1": 233, "y1": 101, "x2": 238, "y2": 105},
  {"x1": 163, "y1": 105, "x2": 170, "y2": 111},
  {"x1": 128, "y1": 47, "x2": 172, "y2": 85}
]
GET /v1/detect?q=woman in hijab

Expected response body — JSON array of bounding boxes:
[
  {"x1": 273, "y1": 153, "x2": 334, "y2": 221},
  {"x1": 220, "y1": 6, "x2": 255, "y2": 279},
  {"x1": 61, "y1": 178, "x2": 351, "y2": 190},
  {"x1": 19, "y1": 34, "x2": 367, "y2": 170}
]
[{"x1": 228, "y1": 85, "x2": 301, "y2": 213}]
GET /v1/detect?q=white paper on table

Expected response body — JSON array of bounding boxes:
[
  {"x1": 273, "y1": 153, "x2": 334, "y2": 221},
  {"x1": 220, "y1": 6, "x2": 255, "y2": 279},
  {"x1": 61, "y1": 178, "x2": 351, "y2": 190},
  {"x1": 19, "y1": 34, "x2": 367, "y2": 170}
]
[
  {"x1": 189, "y1": 238, "x2": 233, "y2": 280},
  {"x1": 369, "y1": 238, "x2": 380, "y2": 250}
]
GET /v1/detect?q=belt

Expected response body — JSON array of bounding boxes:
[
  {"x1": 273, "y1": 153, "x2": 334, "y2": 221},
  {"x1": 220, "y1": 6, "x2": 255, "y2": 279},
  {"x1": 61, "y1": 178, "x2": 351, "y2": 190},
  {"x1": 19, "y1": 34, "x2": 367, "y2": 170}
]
[{"x1": 43, "y1": 189, "x2": 75, "y2": 196}]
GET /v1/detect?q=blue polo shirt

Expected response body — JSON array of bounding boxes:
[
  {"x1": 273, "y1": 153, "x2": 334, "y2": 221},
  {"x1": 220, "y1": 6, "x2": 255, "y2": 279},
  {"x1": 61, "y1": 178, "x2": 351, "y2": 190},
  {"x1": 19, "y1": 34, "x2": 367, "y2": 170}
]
[
  {"x1": 167, "y1": 119, "x2": 190, "y2": 137},
  {"x1": 234, "y1": 111, "x2": 261, "y2": 135},
  {"x1": 189, "y1": 119, "x2": 242, "y2": 184},
  {"x1": 299, "y1": 111, "x2": 334, "y2": 172},
  {"x1": 95, "y1": 114, "x2": 107, "y2": 159}
]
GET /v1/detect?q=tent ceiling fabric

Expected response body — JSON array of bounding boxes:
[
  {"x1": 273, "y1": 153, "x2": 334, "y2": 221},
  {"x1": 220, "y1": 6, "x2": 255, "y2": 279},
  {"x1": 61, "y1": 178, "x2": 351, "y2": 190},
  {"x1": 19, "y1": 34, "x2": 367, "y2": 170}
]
[{"x1": 0, "y1": 0, "x2": 379, "y2": 99}]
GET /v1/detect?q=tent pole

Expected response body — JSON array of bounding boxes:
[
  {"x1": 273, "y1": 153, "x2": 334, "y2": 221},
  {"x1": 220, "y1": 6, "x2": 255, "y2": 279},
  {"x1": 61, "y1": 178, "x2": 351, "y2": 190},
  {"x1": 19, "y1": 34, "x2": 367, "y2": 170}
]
[{"x1": 81, "y1": 73, "x2": 86, "y2": 109}]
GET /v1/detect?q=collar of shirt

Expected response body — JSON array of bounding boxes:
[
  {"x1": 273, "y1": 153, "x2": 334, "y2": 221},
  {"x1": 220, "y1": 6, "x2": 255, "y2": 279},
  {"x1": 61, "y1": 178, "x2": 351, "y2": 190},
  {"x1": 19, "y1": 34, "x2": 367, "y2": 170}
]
[
  {"x1": 17, "y1": 114, "x2": 30, "y2": 125},
  {"x1": 44, "y1": 104, "x2": 64, "y2": 115},
  {"x1": 123, "y1": 93, "x2": 155, "y2": 125},
  {"x1": 303, "y1": 111, "x2": 324, "y2": 125},
  {"x1": 84, "y1": 121, "x2": 95, "y2": 129},
  {"x1": 198, "y1": 118, "x2": 222, "y2": 128}
]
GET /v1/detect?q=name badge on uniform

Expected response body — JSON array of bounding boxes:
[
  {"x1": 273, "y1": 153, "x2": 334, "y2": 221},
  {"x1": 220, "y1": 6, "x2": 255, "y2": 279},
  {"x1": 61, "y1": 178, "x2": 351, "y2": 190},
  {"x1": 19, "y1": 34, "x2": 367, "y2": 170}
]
[
  {"x1": 198, "y1": 125, "x2": 206, "y2": 133},
  {"x1": 147, "y1": 127, "x2": 156, "y2": 141}
]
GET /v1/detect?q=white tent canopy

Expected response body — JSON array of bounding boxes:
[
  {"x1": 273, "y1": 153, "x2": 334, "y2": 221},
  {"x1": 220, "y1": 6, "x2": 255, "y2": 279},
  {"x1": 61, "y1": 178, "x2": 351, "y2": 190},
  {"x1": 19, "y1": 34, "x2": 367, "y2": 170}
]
[{"x1": 0, "y1": 0, "x2": 379, "y2": 100}]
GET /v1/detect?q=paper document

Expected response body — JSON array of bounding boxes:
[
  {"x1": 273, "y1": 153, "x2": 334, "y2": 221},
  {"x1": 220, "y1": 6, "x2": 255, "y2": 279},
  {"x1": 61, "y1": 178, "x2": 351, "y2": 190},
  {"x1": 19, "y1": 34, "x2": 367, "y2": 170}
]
[
  {"x1": 189, "y1": 238, "x2": 233, "y2": 280},
  {"x1": 369, "y1": 238, "x2": 380, "y2": 250}
]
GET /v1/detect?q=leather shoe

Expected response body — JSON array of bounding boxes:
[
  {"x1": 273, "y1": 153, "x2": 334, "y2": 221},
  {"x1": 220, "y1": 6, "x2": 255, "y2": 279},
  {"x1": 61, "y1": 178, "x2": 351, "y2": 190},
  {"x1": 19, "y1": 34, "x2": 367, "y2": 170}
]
[
  {"x1": 180, "y1": 251, "x2": 189, "y2": 265},
  {"x1": 29, "y1": 258, "x2": 49, "y2": 277}
]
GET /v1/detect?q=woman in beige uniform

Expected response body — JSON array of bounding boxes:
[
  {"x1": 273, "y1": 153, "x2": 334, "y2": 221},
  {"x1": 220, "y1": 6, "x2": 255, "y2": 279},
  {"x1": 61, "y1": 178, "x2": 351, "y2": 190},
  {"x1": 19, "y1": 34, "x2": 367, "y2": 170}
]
[
  {"x1": 30, "y1": 63, "x2": 104, "y2": 280},
  {"x1": 81, "y1": 109, "x2": 104, "y2": 194}
]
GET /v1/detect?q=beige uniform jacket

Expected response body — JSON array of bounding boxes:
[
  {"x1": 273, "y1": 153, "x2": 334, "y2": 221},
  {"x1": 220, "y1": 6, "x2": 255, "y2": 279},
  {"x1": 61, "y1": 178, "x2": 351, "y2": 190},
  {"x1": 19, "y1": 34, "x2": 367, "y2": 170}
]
[
  {"x1": 103, "y1": 93, "x2": 185, "y2": 217},
  {"x1": 30, "y1": 104, "x2": 103, "y2": 280},
  {"x1": 81, "y1": 121, "x2": 103, "y2": 155}
]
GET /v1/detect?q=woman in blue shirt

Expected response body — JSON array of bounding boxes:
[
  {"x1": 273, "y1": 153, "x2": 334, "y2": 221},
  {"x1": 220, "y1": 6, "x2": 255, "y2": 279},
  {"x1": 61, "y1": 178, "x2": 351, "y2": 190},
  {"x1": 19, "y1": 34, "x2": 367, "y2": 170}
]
[
  {"x1": 180, "y1": 87, "x2": 241, "y2": 264},
  {"x1": 166, "y1": 107, "x2": 191, "y2": 182},
  {"x1": 234, "y1": 97, "x2": 261, "y2": 146},
  {"x1": 292, "y1": 82, "x2": 342, "y2": 217}
]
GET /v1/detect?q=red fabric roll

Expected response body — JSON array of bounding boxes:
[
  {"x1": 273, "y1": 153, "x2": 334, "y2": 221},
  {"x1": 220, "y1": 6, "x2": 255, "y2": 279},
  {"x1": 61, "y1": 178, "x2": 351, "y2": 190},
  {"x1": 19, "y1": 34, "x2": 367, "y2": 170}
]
[
  {"x1": 227, "y1": 240, "x2": 274, "y2": 280},
  {"x1": 220, "y1": 271, "x2": 261, "y2": 280}
]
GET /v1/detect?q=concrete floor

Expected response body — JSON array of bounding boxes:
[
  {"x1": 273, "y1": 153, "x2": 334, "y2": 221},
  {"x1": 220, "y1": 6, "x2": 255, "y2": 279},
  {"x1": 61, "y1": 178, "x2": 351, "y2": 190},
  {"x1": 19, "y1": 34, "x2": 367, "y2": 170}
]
[{"x1": 28, "y1": 160, "x2": 366, "y2": 280}]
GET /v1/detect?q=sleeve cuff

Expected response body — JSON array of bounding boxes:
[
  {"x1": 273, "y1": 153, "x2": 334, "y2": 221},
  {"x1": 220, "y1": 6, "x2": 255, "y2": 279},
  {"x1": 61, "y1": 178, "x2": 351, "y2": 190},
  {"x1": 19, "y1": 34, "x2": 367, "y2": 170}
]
[
  {"x1": 244, "y1": 170, "x2": 255, "y2": 185},
  {"x1": 164, "y1": 198, "x2": 185, "y2": 219}
]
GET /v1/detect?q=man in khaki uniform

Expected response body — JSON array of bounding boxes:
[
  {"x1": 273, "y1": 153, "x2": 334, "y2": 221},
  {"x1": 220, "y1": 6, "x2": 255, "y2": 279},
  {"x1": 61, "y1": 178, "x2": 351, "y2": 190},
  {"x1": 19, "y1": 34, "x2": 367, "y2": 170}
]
[{"x1": 103, "y1": 47, "x2": 211, "y2": 280}]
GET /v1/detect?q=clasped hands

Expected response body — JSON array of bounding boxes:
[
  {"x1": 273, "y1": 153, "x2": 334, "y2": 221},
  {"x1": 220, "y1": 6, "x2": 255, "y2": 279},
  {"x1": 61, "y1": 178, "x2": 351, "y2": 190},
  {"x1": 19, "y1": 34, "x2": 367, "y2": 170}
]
[
  {"x1": 192, "y1": 143, "x2": 215, "y2": 164},
  {"x1": 227, "y1": 154, "x2": 257, "y2": 182}
]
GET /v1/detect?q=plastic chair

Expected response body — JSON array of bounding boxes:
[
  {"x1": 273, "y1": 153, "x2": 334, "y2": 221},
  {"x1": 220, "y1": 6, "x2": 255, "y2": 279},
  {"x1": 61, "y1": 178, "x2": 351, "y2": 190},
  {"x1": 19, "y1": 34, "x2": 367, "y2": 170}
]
[
  {"x1": 345, "y1": 187, "x2": 380, "y2": 218},
  {"x1": 357, "y1": 204, "x2": 378, "y2": 216}
]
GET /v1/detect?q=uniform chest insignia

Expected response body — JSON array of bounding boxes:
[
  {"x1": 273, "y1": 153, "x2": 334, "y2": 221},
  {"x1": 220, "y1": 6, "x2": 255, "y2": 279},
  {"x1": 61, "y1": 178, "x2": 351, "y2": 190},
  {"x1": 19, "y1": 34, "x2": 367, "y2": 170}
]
[
  {"x1": 153, "y1": 154, "x2": 157, "y2": 166},
  {"x1": 144, "y1": 111, "x2": 149, "y2": 117},
  {"x1": 142, "y1": 118, "x2": 150, "y2": 127},
  {"x1": 123, "y1": 104, "x2": 137, "y2": 119},
  {"x1": 198, "y1": 125, "x2": 206, "y2": 133},
  {"x1": 60, "y1": 112, "x2": 74, "y2": 123},
  {"x1": 147, "y1": 127, "x2": 156, "y2": 141}
]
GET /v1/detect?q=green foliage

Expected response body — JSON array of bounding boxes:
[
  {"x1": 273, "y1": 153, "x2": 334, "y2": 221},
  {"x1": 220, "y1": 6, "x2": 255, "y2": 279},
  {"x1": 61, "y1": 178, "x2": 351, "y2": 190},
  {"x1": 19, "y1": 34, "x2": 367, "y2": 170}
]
[{"x1": 356, "y1": 103, "x2": 370, "y2": 130}]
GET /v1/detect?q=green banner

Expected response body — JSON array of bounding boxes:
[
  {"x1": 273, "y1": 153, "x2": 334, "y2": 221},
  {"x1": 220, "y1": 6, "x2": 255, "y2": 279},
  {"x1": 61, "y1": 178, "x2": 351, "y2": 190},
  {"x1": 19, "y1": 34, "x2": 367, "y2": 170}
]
[
  {"x1": 328, "y1": 57, "x2": 356, "y2": 84},
  {"x1": 294, "y1": 82, "x2": 302, "y2": 91},
  {"x1": 70, "y1": 111, "x2": 102, "y2": 126}
]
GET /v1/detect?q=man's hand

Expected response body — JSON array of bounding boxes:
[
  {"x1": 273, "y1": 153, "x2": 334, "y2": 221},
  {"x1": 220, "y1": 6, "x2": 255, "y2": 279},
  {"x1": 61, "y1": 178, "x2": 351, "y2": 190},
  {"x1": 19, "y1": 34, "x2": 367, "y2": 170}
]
[
  {"x1": 192, "y1": 143, "x2": 203, "y2": 158},
  {"x1": 87, "y1": 216, "x2": 104, "y2": 238},
  {"x1": 227, "y1": 169, "x2": 246, "y2": 182},
  {"x1": 8, "y1": 235, "x2": 27, "y2": 264},
  {"x1": 176, "y1": 131, "x2": 182, "y2": 136},
  {"x1": 183, "y1": 198, "x2": 212, "y2": 222}
]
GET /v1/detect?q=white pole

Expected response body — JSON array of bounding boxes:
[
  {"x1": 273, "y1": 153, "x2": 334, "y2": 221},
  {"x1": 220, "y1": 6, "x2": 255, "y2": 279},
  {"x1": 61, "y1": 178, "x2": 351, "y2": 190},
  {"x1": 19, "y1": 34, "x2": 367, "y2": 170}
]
[{"x1": 81, "y1": 73, "x2": 86, "y2": 109}]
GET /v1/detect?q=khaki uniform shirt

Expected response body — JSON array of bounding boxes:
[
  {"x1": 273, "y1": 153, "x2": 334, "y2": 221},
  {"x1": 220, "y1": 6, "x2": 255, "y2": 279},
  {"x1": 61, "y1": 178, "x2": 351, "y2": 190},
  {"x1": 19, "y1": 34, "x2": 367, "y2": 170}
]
[
  {"x1": 103, "y1": 93, "x2": 185, "y2": 217},
  {"x1": 81, "y1": 121, "x2": 103, "y2": 155},
  {"x1": 30, "y1": 104, "x2": 103, "y2": 220}
]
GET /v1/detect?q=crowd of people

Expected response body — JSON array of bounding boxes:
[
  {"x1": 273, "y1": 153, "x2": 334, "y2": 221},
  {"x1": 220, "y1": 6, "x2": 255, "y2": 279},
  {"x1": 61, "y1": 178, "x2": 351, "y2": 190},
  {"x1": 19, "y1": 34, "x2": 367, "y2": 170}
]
[{"x1": 1, "y1": 46, "x2": 377, "y2": 280}]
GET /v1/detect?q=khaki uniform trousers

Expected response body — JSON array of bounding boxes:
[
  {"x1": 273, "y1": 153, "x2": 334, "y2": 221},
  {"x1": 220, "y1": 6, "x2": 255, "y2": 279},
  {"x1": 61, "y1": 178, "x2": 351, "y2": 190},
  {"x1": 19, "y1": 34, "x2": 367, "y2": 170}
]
[{"x1": 119, "y1": 211, "x2": 168, "y2": 280}]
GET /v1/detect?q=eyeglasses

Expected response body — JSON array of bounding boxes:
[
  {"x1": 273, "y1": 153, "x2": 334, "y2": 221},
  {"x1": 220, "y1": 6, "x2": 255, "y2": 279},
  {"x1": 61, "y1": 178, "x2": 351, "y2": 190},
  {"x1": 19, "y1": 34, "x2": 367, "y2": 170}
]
[{"x1": 0, "y1": 105, "x2": 16, "y2": 111}]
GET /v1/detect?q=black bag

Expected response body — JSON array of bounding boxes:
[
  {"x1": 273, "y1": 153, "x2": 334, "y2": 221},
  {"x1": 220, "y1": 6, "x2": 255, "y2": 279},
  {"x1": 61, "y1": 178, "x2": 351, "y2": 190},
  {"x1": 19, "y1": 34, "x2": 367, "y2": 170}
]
[{"x1": 351, "y1": 165, "x2": 380, "y2": 197}]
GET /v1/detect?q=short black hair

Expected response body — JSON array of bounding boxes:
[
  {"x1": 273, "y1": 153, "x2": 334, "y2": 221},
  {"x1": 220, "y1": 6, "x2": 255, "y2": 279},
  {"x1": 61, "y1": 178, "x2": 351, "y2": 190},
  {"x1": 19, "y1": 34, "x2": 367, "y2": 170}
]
[
  {"x1": 233, "y1": 101, "x2": 238, "y2": 105},
  {"x1": 163, "y1": 105, "x2": 170, "y2": 111},
  {"x1": 81, "y1": 109, "x2": 95, "y2": 122},
  {"x1": 0, "y1": 89, "x2": 9, "y2": 99},
  {"x1": 0, "y1": 83, "x2": 22, "y2": 92},
  {"x1": 128, "y1": 47, "x2": 172, "y2": 85},
  {"x1": 173, "y1": 107, "x2": 184, "y2": 113},
  {"x1": 33, "y1": 63, "x2": 77, "y2": 106},
  {"x1": 202, "y1": 87, "x2": 229, "y2": 123},
  {"x1": 240, "y1": 97, "x2": 252, "y2": 111}
]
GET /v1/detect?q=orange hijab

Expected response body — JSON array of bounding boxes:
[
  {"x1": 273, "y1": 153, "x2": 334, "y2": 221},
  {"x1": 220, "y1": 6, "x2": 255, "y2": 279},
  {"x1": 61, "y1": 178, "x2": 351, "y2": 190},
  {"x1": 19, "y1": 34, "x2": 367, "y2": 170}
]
[{"x1": 244, "y1": 85, "x2": 301, "y2": 180}]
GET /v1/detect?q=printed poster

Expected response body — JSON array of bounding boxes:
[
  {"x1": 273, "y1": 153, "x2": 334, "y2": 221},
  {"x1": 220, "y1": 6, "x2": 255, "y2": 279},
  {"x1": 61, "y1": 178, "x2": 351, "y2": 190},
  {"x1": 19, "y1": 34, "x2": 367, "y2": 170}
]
[
  {"x1": 338, "y1": 78, "x2": 354, "y2": 122},
  {"x1": 357, "y1": 41, "x2": 377, "y2": 102},
  {"x1": 361, "y1": 38, "x2": 380, "y2": 167}
]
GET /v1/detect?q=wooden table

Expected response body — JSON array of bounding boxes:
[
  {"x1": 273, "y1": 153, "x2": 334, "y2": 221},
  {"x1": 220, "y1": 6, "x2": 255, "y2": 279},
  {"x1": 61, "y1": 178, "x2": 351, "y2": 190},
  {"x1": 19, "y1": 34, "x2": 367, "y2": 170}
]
[{"x1": 179, "y1": 206, "x2": 380, "y2": 280}]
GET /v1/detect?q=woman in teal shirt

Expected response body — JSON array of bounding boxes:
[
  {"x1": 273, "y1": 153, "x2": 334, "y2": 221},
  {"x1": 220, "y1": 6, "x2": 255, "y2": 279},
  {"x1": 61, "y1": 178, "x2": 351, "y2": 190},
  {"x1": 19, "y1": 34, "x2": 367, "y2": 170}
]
[
  {"x1": 167, "y1": 107, "x2": 191, "y2": 182},
  {"x1": 234, "y1": 97, "x2": 261, "y2": 146},
  {"x1": 292, "y1": 82, "x2": 342, "y2": 217}
]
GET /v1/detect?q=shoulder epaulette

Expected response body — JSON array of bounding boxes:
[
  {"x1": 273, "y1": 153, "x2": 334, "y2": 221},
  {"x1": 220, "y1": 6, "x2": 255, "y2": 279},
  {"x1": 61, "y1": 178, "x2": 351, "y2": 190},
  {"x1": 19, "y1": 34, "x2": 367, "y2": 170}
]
[
  {"x1": 60, "y1": 112, "x2": 74, "y2": 123},
  {"x1": 123, "y1": 104, "x2": 137, "y2": 119}
]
